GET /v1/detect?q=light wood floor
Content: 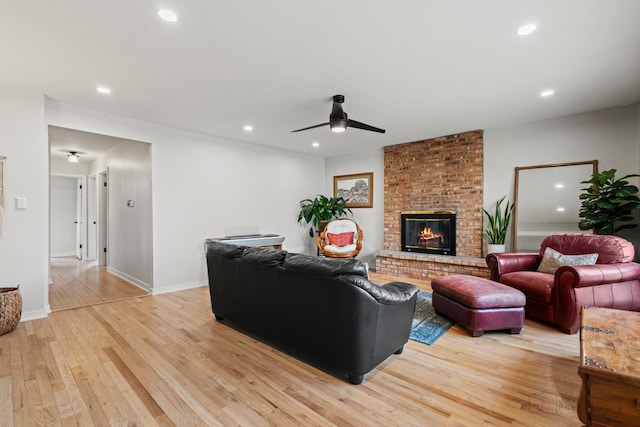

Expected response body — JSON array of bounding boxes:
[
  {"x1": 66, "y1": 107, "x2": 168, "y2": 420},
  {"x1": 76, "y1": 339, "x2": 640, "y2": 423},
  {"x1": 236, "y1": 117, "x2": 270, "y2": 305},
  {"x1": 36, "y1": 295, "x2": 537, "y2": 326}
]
[
  {"x1": 49, "y1": 257, "x2": 149, "y2": 311},
  {"x1": 1, "y1": 272, "x2": 584, "y2": 426}
]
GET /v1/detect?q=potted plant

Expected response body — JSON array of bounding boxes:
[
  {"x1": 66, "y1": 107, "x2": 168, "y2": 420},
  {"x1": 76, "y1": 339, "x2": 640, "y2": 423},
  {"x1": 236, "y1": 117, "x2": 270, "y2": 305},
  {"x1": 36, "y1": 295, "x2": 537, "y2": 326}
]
[
  {"x1": 578, "y1": 169, "x2": 640, "y2": 235},
  {"x1": 483, "y1": 196, "x2": 514, "y2": 253},
  {"x1": 297, "y1": 195, "x2": 352, "y2": 237}
]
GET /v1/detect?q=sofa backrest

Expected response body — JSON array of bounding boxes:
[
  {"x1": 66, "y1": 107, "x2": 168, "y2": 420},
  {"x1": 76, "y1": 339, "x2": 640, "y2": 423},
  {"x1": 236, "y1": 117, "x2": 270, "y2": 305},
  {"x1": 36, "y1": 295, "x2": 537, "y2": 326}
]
[
  {"x1": 241, "y1": 245, "x2": 287, "y2": 266},
  {"x1": 205, "y1": 239, "x2": 368, "y2": 276},
  {"x1": 283, "y1": 253, "x2": 367, "y2": 277},
  {"x1": 539, "y1": 233, "x2": 635, "y2": 264},
  {"x1": 205, "y1": 239, "x2": 246, "y2": 259}
]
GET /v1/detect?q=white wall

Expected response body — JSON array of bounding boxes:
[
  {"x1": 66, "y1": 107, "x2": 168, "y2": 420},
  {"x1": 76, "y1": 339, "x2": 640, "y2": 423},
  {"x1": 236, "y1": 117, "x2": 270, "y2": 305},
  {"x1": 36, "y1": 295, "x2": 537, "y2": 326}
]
[
  {"x1": 0, "y1": 85, "x2": 48, "y2": 320},
  {"x1": 484, "y1": 103, "x2": 640, "y2": 251},
  {"x1": 324, "y1": 149, "x2": 385, "y2": 268},
  {"x1": 45, "y1": 100, "x2": 325, "y2": 295},
  {"x1": 637, "y1": 103, "x2": 640, "y2": 169},
  {"x1": 50, "y1": 175, "x2": 78, "y2": 256},
  {"x1": 88, "y1": 140, "x2": 153, "y2": 290}
]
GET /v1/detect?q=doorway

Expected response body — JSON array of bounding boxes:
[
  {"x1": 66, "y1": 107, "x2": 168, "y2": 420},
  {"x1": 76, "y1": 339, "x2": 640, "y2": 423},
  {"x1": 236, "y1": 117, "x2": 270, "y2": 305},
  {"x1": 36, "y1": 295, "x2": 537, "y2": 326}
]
[
  {"x1": 86, "y1": 170, "x2": 108, "y2": 265},
  {"x1": 50, "y1": 174, "x2": 85, "y2": 258},
  {"x1": 48, "y1": 126, "x2": 152, "y2": 311},
  {"x1": 97, "y1": 170, "x2": 108, "y2": 266}
]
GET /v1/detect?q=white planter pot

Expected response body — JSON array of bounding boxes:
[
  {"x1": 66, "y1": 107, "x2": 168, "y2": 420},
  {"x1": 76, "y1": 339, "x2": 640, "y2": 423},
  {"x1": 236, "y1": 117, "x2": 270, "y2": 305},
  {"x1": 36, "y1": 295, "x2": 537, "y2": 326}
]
[{"x1": 487, "y1": 244, "x2": 506, "y2": 254}]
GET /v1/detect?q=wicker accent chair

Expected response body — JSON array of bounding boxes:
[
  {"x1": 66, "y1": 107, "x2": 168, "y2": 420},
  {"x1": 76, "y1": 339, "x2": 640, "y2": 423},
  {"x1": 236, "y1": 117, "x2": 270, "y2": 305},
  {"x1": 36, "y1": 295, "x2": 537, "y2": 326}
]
[{"x1": 317, "y1": 218, "x2": 363, "y2": 258}]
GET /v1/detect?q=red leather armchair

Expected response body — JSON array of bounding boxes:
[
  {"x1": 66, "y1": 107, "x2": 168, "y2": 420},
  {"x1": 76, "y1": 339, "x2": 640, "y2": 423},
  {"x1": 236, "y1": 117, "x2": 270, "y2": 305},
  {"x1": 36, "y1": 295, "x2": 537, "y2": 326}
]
[{"x1": 486, "y1": 233, "x2": 640, "y2": 334}]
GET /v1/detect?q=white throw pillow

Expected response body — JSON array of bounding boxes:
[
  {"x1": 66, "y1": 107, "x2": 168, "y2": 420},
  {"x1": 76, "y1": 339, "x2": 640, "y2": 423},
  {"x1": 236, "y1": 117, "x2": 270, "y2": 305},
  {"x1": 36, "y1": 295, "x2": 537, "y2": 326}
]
[{"x1": 537, "y1": 247, "x2": 598, "y2": 274}]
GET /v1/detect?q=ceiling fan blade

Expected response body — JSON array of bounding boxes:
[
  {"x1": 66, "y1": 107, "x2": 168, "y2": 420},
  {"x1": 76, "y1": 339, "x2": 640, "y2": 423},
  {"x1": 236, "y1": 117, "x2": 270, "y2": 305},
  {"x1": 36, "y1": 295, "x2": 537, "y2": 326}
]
[
  {"x1": 347, "y1": 119, "x2": 386, "y2": 134},
  {"x1": 291, "y1": 122, "x2": 330, "y2": 133}
]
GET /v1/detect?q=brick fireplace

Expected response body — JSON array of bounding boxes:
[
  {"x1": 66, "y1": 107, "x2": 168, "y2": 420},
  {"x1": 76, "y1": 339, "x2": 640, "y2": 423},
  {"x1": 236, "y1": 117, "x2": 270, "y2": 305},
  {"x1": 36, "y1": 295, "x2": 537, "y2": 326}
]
[{"x1": 376, "y1": 130, "x2": 490, "y2": 280}]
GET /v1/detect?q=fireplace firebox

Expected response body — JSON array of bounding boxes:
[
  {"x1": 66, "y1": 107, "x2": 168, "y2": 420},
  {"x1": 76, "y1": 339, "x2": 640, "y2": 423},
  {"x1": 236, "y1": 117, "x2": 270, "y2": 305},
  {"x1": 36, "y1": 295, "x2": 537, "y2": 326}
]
[{"x1": 401, "y1": 211, "x2": 456, "y2": 256}]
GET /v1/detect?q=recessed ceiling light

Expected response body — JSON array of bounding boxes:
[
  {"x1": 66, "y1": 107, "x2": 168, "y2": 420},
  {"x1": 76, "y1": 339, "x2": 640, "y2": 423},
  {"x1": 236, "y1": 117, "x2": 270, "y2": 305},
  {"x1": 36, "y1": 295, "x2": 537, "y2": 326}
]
[
  {"x1": 516, "y1": 24, "x2": 537, "y2": 36},
  {"x1": 555, "y1": 183, "x2": 565, "y2": 189},
  {"x1": 312, "y1": 142, "x2": 320, "y2": 148},
  {"x1": 243, "y1": 125, "x2": 253, "y2": 132},
  {"x1": 96, "y1": 86, "x2": 111, "y2": 94},
  {"x1": 540, "y1": 89, "x2": 555, "y2": 97},
  {"x1": 556, "y1": 207, "x2": 566, "y2": 212},
  {"x1": 158, "y1": 9, "x2": 178, "y2": 22}
]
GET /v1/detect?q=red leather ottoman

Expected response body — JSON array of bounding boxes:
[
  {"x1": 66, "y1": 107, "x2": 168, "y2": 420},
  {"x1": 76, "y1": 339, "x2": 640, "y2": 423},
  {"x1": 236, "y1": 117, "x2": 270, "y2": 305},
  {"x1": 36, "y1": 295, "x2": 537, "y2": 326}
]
[{"x1": 431, "y1": 275, "x2": 525, "y2": 337}]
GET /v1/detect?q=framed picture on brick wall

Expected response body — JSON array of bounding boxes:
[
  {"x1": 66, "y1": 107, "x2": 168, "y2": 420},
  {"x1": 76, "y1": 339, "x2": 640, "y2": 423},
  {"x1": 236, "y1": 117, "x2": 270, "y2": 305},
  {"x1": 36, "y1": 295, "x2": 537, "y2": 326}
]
[{"x1": 334, "y1": 172, "x2": 373, "y2": 208}]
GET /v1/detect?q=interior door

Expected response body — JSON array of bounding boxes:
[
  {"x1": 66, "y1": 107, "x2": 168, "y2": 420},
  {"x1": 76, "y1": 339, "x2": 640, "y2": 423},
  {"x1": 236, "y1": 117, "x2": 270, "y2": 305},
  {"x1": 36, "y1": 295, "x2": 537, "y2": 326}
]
[
  {"x1": 98, "y1": 171, "x2": 108, "y2": 266},
  {"x1": 86, "y1": 174, "x2": 97, "y2": 261},
  {"x1": 75, "y1": 177, "x2": 83, "y2": 259}
]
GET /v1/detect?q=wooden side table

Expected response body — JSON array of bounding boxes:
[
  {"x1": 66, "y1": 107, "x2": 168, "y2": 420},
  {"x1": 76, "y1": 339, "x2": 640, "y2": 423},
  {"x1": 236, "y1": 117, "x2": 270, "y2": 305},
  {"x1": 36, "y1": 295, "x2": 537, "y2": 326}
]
[{"x1": 578, "y1": 307, "x2": 640, "y2": 426}]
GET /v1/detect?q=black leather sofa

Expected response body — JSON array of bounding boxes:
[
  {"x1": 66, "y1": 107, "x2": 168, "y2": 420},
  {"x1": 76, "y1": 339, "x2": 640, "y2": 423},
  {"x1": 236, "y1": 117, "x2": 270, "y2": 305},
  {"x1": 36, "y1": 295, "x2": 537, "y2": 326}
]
[{"x1": 205, "y1": 240, "x2": 419, "y2": 384}]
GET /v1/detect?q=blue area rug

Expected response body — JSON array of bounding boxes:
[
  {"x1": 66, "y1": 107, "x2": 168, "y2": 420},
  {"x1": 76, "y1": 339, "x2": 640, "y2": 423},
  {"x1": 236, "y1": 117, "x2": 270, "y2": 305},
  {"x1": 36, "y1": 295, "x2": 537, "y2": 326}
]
[{"x1": 410, "y1": 291, "x2": 454, "y2": 345}]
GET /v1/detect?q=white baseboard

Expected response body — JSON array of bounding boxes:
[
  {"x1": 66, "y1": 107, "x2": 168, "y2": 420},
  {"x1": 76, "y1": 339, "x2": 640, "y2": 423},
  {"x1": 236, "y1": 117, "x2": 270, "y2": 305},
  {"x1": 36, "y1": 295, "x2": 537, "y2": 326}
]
[
  {"x1": 152, "y1": 281, "x2": 207, "y2": 295},
  {"x1": 51, "y1": 252, "x2": 76, "y2": 258},
  {"x1": 107, "y1": 267, "x2": 152, "y2": 293},
  {"x1": 20, "y1": 309, "x2": 49, "y2": 322}
]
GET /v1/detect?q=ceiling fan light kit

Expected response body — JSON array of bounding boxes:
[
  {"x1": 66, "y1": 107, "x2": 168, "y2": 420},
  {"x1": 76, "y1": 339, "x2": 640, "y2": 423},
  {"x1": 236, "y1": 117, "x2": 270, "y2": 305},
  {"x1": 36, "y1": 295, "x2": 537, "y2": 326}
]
[
  {"x1": 292, "y1": 94, "x2": 385, "y2": 134},
  {"x1": 67, "y1": 151, "x2": 79, "y2": 163},
  {"x1": 330, "y1": 121, "x2": 347, "y2": 133}
]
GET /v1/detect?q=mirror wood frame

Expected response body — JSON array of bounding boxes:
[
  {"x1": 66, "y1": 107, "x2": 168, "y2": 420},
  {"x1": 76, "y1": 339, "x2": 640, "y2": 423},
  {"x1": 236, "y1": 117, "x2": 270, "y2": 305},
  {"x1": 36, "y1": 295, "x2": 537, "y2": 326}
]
[{"x1": 513, "y1": 160, "x2": 598, "y2": 252}]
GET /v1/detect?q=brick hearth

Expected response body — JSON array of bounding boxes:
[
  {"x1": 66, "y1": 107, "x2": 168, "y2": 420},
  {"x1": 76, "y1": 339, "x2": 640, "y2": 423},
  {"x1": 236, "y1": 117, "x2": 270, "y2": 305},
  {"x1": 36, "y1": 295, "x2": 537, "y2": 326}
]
[
  {"x1": 377, "y1": 250, "x2": 489, "y2": 280},
  {"x1": 377, "y1": 130, "x2": 489, "y2": 280}
]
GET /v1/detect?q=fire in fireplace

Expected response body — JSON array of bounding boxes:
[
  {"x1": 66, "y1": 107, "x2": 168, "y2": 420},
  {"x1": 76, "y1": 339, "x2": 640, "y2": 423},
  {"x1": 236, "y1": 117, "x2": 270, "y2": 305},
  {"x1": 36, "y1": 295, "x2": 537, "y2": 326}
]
[{"x1": 401, "y1": 211, "x2": 456, "y2": 256}]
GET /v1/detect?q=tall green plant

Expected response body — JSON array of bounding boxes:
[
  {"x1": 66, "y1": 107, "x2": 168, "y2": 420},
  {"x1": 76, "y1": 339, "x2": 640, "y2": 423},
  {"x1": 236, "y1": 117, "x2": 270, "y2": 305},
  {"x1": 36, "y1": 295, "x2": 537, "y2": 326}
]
[
  {"x1": 578, "y1": 169, "x2": 640, "y2": 235},
  {"x1": 482, "y1": 196, "x2": 514, "y2": 244},
  {"x1": 297, "y1": 195, "x2": 352, "y2": 237}
]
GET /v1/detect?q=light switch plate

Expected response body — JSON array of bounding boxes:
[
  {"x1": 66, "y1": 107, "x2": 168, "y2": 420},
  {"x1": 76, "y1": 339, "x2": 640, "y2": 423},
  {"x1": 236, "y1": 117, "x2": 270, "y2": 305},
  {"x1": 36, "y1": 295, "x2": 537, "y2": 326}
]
[{"x1": 15, "y1": 197, "x2": 27, "y2": 210}]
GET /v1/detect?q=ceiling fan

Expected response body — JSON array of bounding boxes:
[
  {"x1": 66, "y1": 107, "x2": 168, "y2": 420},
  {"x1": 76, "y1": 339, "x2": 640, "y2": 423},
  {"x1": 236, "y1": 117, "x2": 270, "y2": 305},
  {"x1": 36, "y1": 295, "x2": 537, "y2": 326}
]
[{"x1": 291, "y1": 95, "x2": 385, "y2": 134}]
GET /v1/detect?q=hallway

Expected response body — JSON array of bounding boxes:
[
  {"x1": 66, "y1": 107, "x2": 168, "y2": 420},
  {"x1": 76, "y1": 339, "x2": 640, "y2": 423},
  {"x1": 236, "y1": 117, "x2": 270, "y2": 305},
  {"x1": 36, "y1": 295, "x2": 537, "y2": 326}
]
[{"x1": 49, "y1": 257, "x2": 148, "y2": 311}]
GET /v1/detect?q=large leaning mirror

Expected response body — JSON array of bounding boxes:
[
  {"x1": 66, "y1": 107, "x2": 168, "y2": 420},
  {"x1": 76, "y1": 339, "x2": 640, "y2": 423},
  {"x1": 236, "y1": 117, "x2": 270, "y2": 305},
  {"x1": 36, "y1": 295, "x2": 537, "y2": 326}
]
[{"x1": 513, "y1": 160, "x2": 599, "y2": 252}]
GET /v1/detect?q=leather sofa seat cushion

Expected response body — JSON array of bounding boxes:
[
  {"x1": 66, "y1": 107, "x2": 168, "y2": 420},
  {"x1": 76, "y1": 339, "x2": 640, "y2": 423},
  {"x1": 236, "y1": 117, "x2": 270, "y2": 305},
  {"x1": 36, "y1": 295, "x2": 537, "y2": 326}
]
[
  {"x1": 500, "y1": 271, "x2": 555, "y2": 303},
  {"x1": 540, "y1": 233, "x2": 635, "y2": 264},
  {"x1": 431, "y1": 275, "x2": 525, "y2": 309}
]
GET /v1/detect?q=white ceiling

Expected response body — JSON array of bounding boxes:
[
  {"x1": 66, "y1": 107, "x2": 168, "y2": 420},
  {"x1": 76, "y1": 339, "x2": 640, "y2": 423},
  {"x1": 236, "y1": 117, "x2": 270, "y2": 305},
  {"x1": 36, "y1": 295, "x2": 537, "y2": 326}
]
[
  {"x1": 3, "y1": 1, "x2": 640, "y2": 158},
  {"x1": 48, "y1": 126, "x2": 128, "y2": 162}
]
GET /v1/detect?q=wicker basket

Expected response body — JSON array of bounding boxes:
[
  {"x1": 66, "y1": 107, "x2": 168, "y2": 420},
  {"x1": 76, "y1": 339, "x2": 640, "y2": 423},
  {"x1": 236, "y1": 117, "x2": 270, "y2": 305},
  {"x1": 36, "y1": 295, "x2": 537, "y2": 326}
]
[{"x1": 0, "y1": 287, "x2": 22, "y2": 336}]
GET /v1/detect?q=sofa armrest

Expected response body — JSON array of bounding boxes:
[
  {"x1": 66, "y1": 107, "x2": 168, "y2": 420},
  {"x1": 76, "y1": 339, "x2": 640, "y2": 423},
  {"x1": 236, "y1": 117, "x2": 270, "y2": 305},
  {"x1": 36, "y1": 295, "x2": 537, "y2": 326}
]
[
  {"x1": 486, "y1": 253, "x2": 541, "y2": 281},
  {"x1": 555, "y1": 262, "x2": 640, "y2": 289},
  {"x1": 554, "y1": 262, "x2": 640, "y2": 334},
  {"x1": 344, "y1": 275, "x2": 420, "y2": 305}
]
